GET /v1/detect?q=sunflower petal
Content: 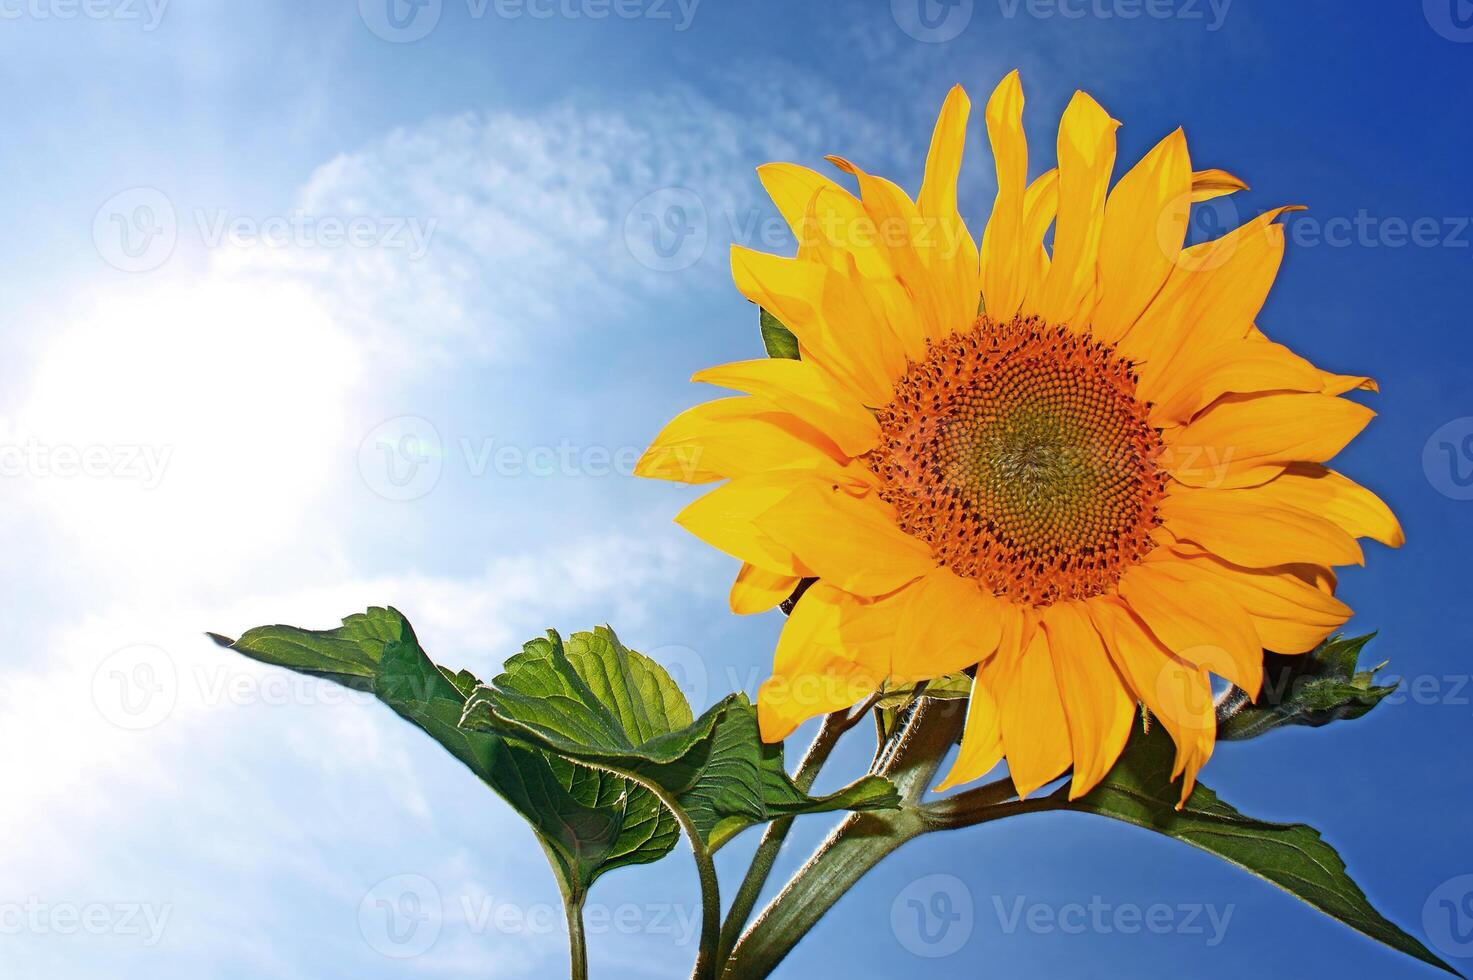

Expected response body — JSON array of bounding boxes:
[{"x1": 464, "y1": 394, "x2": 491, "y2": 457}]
[
  {"x1": 979, "y1": 70, "x2": 1028, "y2": 319},
  {"x1": 1167, "y1": 548, "x2": 1352, "y2": 654},
  {"x1": 693, "y1": 357, "x2": 881, "y2": 457},
  {"x1": 893, "y1": 566, "x2": 1006, "y2": 680},
  {"x1": 730, "y1": 246, "x2": 895, "y2": 405},
  {"x1": 1092, "y1": 128, "x2": 1191, "y2": 344},
  {"x1": 755, "y1": 482, "x2": 935, "y2": 596},
  {"x1": 1088, "y1": 597, "x2": 1215, "y2": 804},
  {"x1": 1030, "y1": 91, "x2": 1119, "y2": 329},
  {"x1": 730, "y1": 563, "x2": 801, "y2": 615},
  {"x1": 636, "y1": 395, "x2": 843, "y2": 484},
  {"x1": 757, "y1": 583, "x2": 886, "y2": 741},
  {"x1": 918, "y1": 84, "x2": 982, "y2": 333},
  {"x1": 1162, "y1": 392, "x2": 1375, "y2": 489},
  {"x1": 988, "y1": 613, "x2": 1073, "y2": 798},
  {"x1": 1147, "y1": 336, "x2": 1326, "y2": 426},
  {"x1": 1160, "y1": 486, "x2": 1365, "y2": 568},
  {"x1": 1118, "y1": 560, "x2": 1263, "y2": 697},
  {"x1": 1016, "y1": 168, "x2": 1060, "y2": 309},
  {"x1": 676, "y1": 472, "x2": 821, "y2": 574},
  {"x1": 1124, "y1": 207, "x2": 1302, "y2": 388},
  {"x1": 1246, "y1": 463, "x2": 1404, "y2": 547},
  {"x1": 934, "y1": 670, "x2": 1005, "y2": 791},
  {"x1": 1190, "y1": 168, "x2": 1248, "y2": 202},
  {"x1": 1042, "y1": 602, "x2": 1135, "y2": 799}
]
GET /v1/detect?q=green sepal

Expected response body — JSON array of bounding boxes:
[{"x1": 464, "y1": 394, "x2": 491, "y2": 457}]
[
  {"x1": 759, "y1": 307, "x2": 800, "y2": 360},
  {"x1": 1217, "y1": 634, "x2": 1398, "y2": 741}
]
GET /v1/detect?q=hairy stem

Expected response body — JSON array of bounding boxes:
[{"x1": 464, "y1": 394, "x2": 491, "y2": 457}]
[
  {"x1": 655, "y1": 790, "x2": 721, "y2": 980},
  {"x1": 717, "y1": 707, "x2": 862, "y2": 963},
  {"x1": 565, "y1": 889, "x2": 588, "y2": 980},
  {"x1": 722, "y1": 697, "x2": 966, "y2": 978}
]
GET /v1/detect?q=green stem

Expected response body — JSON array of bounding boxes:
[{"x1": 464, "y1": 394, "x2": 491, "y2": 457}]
[
  {"x1": 722, "y1": 697, "x2": 967, "y2": 978},
  {"x1": 717, "y1": 708, "x2": 854, "y2": 963},
  {"x1": 632, "y1": 780, "x2": 720, "y2": 980},
  {"x1": 565, "y1": 889, "x2": 589, "y2": 980}
]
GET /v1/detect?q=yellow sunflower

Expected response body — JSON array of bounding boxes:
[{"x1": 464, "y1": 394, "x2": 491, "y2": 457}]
[{"x1": 635, "y1": 71, "x2": 1403, "y2": 803}]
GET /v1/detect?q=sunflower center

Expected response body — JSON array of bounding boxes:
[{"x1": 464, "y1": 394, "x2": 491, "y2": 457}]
[{"x1": 865, "y1": 314, "x2": 1166, "y2": 605}]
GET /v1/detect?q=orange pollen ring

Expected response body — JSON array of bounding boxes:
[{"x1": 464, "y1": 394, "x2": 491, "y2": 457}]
[{"x1": 864, "y1": 314, "x2": 1167, "y2": 605}]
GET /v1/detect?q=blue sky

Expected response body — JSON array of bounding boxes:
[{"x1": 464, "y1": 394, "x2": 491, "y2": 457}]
[{"x1": 1, "y1": 1, "x2": 1471, "y2": 977}]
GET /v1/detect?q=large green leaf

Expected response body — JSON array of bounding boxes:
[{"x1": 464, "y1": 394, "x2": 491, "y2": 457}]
[
  {"x1": 759, "y1": 307, "x2": 800, "y2": 360},
  {"x1": 210, "y1": 608, "x2": 679, "y2": 897},
  {"x1": 1217, "y1": 634, "x2": 1398, "y2": 741},
  {"x1": 460, "y1": 627, "x2": 898, "y2": 849},
  {"x1": 1060, "y1": 724, "x2": 1459, "y2": 975}
]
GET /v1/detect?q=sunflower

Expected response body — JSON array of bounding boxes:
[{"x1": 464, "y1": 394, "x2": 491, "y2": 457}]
[{"x1": 635, "y1": 71, "x2": 1402, "y2": 803}]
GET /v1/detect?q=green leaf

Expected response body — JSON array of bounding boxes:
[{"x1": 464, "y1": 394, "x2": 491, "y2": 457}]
[
  {"x1": 1061, "y1": 723, "x2": 1460, "y2": 976},
  {"x1": 210, "y1": 608, "x2": 679, "y2": 897},
  {"x1": 460, "y1": 627, "x2": 898, "y2": 849},
  {"x1": 759, "y1": 307, "x2": 800, "y2": 360},
  {"x1": 1217, "y1": 634, "x2": 1398, "y2": 741}
]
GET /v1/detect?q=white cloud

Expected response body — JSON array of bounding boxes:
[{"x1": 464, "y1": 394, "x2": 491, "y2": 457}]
[
  {"x1": 0, "y1": 60, "x2": 886, "y2": 979},
  {"x1": 218, "y1": 82, "x2": 905, "y2": 367}
]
